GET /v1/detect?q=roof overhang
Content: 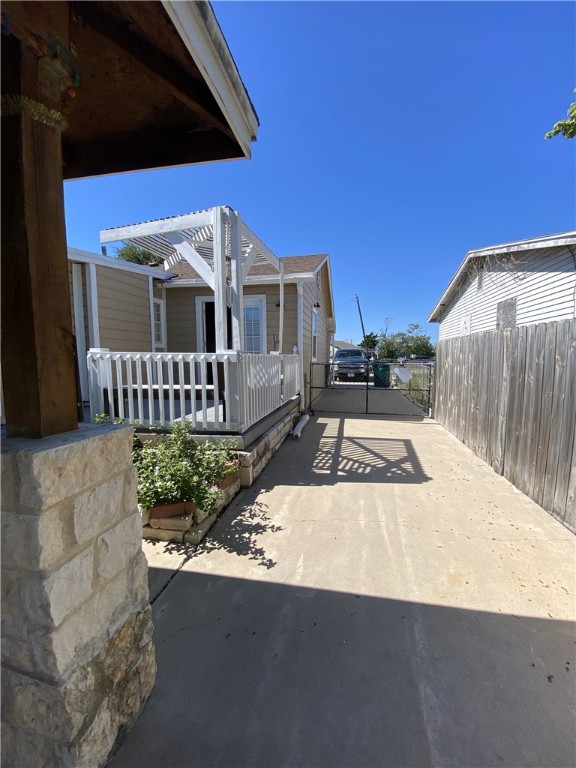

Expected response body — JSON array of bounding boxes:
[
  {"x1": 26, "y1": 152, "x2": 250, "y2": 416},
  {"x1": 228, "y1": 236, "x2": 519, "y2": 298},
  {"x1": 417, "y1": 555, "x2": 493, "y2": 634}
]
[
  {"x1": 428, "y1": 231, "x2": 576, "y2": 322},
  {"x1": 2, "y1": 1, "x2": 259, "y2": 180},
  {"x1": 67, "y1": 247, "x2": 177, "y2": 279},
  {"x1": 163, "y1": 1, "x2": 258, "y2": 161}
]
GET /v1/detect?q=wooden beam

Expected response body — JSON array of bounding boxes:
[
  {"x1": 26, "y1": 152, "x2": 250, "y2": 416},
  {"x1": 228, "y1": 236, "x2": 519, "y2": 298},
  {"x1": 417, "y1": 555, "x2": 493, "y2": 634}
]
[
  {"x1": 240, "y1": 222, "x2": 280, "y2": 270},
  {"x1": 165, "y1": 233, "x2": 215, "y2": 290},
  {"x1": 241, "y1": 244, "x2": 256, "y2": 282},
  {"x1": 1, "y1": 36, "x2": 78, "y2": 437},
  {"x1": 279, "y1": 261, "x2": 284, "y2": 355},
  {"x1": 100, "y1": 210, "x2": 214, "y2": 243},
  {"x1": 212, "y1": 207, "x2": 228, "y2": 352},
  {"x1": 228, "y1": 210, "x2": 244, "y2": 350}
]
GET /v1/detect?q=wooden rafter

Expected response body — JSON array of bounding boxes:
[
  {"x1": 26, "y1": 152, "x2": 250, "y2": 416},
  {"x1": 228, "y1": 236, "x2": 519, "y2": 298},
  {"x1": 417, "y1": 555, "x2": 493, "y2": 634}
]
[{"x1": 69, "y1": 2, "x2": 235, "y2": 142}]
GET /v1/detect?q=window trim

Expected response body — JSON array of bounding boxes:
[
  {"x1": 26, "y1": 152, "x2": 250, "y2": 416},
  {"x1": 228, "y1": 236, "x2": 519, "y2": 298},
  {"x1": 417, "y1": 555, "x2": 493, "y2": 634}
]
[
  {"x1": 153, "y1": 298, "x2": 166, "y2": 349},
  {"x1": 195, "y1": 293, "x2": 267, "y2": 353},
  {"x1": 243, "y1": 294, "x2": 267, "y2": 354}
]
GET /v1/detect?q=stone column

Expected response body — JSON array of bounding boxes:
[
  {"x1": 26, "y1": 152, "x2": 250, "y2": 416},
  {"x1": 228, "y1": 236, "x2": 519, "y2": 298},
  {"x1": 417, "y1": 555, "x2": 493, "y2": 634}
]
[{"x1": 1, "y1": 424, "x2": 156, "y2": 767}]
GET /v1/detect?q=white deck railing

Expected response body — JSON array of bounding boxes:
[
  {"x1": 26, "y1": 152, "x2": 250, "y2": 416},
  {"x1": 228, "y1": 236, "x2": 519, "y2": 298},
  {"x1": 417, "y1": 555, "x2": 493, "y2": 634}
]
[{"x1": 87, "y1": 350, "x2": 301, "y2": 432}]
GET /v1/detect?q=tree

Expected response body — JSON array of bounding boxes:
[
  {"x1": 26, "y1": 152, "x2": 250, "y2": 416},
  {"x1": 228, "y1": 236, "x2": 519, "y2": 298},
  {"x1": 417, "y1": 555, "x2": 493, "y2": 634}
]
[
  {"x1": 360, "y1": 332, "x2": 379, "y2": 350},
  {"x1": 115, "y1": 242, "x2": 159, "y2": 265},
  {"x1": 545, "y1": 89, "x2": 576, "y2": 140},
  {"x1": 377, "y1": 322, "x2": 435, "y2": 359}
]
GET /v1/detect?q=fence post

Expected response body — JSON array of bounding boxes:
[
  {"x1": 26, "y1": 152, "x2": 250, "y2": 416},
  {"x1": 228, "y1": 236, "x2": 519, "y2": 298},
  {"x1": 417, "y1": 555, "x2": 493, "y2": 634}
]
[{"x1": 226, "y1": 354, "x2": 242, "y2": 429}]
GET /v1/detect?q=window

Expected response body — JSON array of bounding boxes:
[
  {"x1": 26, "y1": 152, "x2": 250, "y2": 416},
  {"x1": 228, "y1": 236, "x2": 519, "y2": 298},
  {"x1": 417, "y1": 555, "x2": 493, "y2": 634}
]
[
  {"x1": 244, "y1": 298, "x2": 266, "y2": 353},
  {"x1": 312, "y1": 308, "x2": 318, "y2": 361},
  {"x1": 153, "y1": 299, "x2": 165, "y2": 347}
]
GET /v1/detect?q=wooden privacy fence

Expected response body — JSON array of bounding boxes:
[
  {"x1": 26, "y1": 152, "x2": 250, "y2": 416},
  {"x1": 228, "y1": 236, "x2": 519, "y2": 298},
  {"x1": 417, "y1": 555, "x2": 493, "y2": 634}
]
[{"x1": 434, "y1": 319, "x2": 575, "y2": 531}]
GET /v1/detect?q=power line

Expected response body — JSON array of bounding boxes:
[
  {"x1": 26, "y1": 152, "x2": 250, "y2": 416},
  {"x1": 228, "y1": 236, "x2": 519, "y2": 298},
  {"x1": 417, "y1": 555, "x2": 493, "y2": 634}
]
[{"x1": 335, "y1": 297, "x2": 358, "y2": 308}]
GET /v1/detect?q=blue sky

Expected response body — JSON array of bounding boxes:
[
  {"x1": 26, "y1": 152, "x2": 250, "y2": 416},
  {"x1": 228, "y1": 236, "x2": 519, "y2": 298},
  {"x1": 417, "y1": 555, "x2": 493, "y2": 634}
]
[{"x1": 64, "y1": 1, "x2": 575, "y2": 344}]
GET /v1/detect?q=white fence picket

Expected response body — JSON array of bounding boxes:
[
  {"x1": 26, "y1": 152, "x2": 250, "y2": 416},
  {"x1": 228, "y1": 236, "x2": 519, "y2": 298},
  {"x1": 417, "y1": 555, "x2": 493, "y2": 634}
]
[{"x1": 87, "y1": 350, "x2": 301, "y2": 432}]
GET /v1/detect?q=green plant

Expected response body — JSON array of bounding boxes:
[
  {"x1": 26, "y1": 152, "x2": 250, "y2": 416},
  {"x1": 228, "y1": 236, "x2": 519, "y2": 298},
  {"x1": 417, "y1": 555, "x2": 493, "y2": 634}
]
[
  {"x1": 92, "y1": 413, "x2": 126, "y2": 424},
  {"x1": 132, "y1": 425, "x2": 238, "y2": 512},
  {"x1": 545, "y1": 88, "x2": 576, "y2": 140}
]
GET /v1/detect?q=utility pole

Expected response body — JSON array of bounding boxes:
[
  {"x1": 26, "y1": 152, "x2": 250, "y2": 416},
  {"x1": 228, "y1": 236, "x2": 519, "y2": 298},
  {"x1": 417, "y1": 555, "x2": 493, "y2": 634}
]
[{"x1": 355, "y1": 294, "x2": 367, "y2": 352}]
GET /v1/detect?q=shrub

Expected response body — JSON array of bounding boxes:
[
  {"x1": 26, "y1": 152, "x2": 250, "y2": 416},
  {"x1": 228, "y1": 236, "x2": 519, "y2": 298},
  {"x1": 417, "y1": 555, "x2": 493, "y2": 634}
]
[{"x1": 133, "y1": 424, "x2": 237, "y2": 512}]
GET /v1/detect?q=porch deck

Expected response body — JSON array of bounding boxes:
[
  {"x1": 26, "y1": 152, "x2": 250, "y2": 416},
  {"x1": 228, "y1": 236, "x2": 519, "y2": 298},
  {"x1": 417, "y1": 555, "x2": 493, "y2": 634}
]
[{"x1": 87, "y1": 350, "x2": 301, "y2": 434}]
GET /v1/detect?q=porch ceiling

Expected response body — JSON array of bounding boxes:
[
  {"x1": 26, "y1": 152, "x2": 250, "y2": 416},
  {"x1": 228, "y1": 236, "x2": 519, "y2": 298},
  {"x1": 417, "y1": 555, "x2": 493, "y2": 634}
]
[
  {"x1": 99, "y1": 206, "x2": 281, "y2": 277},
  {"x1": 3, "y1": 2, "x2": 259, "y2": 180}
]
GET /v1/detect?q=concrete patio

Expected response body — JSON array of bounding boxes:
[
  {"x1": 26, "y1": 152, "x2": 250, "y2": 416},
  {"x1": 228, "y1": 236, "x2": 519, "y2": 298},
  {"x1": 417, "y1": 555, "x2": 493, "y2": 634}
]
[{"x1": 109, "y1": 414, "x2": 575, "y2": 768}]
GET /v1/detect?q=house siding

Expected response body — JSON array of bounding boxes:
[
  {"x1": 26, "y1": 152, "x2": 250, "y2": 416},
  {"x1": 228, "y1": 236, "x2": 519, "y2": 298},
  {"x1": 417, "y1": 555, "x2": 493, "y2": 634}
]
[
  {"x1": 97, "y1": 266, "x2": 152, "y2": 351},
  {"x1": 165, "y1": 287, "x2": 198, "y2": 351},
  {"x1": 165, "y1": 284, "x2": 300, "y2": 353},
  {"x1": 301, "y1": 268, "x2": 331, "y2": 407},
  {"x1": 438, "y1": 246, "x2": 576, "y2": 340}
]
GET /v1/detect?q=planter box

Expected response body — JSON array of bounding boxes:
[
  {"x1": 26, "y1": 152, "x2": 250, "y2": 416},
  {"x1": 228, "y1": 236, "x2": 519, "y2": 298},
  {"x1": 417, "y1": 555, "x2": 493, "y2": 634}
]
[
  {"x1": 149, "y1": 511, "x2": 194, "y2": 531},
  {"x1": 219, "y1": 462, "x2": 240, "y2": 491},
  {"x1": 149, "y1": 500, "x2": 197, "y2": 520}
]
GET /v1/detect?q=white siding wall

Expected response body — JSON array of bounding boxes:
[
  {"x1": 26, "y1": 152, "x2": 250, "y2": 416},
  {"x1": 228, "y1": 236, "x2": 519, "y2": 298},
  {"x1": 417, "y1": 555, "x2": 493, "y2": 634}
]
[{"x1": 438, "y1": 246, "x2": 576, "y2": 340}]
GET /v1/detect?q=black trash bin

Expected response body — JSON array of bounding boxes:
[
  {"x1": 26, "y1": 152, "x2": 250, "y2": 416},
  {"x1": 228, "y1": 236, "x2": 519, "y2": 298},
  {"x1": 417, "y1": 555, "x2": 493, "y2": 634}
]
[{"x1": 372, "y1": 361, "x2": 390, "y2": 388}]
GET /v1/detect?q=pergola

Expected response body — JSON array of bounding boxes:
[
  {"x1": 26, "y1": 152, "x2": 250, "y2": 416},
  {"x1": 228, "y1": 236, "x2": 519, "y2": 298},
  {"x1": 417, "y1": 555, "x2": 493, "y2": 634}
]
[{"x1": 100, "y1": 206, "x2": 286, "y2": 354}]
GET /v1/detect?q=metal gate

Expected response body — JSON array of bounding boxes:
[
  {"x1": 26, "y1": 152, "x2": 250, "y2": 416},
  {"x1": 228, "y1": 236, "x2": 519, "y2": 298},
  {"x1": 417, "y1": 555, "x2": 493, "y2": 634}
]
[{"x1": 310, "y1": 360, "x2": 434, "y2": 416}]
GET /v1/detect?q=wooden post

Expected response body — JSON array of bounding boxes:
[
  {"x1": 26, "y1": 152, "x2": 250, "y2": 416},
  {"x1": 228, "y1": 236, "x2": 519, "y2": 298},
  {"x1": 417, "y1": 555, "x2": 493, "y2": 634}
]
[
  {"x1": 212, "y1": 207, "x2": 228, "y2": 353},
  {"x1": 1, "y1": 36, "x2": 78, "y2": 437},
  {"x1": 279, "y1": 261, "x2": 284, "y2": 355},
  {"x1": 228, "y1": 209, "x2": 244, "y2": 351}
]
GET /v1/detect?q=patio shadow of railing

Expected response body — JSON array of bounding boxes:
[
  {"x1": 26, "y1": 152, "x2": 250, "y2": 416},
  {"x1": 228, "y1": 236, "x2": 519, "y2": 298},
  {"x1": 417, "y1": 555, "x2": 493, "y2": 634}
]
[{"x1": 259, "y1": 415, "x2": 432, "y2": 487}]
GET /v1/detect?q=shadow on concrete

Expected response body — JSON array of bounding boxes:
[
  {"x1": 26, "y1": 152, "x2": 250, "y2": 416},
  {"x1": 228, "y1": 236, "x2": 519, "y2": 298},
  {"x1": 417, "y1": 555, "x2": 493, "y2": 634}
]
[
  {"x1": 109, "y1": 570, "x2": 576, "y2": 768},
  {"x1": 157, "y1": 416, "x2": 431, "y2": 579},
  {"x1": 261, "y1": 416, "x2": 432, "y2": 487},
  {"x1": 163, "y1": 490, "x2": 283, "y2": 571}
]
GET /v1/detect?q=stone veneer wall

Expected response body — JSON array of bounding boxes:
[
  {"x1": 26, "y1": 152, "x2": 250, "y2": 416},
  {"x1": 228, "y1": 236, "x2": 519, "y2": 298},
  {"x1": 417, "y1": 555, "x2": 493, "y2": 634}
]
[
  {"x1": 1, "y1": 424, "x2": 156, "y2": 767},
  {"x1": 237, "y1": 412, "x2": 297, "y2": 487}
]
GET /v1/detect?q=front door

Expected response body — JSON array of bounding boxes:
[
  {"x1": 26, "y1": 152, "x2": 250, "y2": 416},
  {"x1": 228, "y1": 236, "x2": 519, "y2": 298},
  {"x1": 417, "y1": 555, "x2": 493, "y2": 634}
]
[{"x1": 201, "y1": 300, "x2": 233, "y2": 352}]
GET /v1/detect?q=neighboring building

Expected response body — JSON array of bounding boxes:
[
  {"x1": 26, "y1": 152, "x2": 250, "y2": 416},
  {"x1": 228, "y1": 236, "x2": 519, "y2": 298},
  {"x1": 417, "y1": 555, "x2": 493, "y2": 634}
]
[
  {"x1": 429, "y1": 232, "x2": 576, "y2": 531},
  {"x1": 333, "y1": 340, "x2": 360, "y2": 350},
  {"x1": 428, "y1": 231, "x2": 576, "y2": 337}
]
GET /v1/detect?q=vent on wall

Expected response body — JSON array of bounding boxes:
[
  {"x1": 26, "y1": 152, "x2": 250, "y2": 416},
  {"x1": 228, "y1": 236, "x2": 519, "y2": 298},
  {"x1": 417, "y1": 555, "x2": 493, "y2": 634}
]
[
  {"x1": 496, "y1": 297, "x2": 517, "y2": 330},
  {"x1": 460, "y1": 315, "x2": 471, "y2": 335}
]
